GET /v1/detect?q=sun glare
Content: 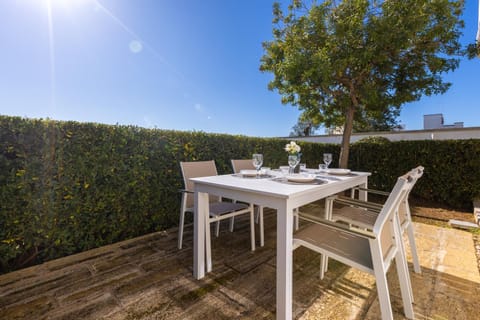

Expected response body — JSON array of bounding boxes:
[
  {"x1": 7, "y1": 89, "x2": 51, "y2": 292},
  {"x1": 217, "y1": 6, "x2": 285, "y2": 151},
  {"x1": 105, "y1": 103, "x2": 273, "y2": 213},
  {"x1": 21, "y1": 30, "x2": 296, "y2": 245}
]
[
  {"x1": 34, "y1": 0, "x2": 186, "y2": 106},
  {"x1": 45, "y1": 0, "x2": 56, "y2": 111},
  {"x1": 45, "y1": 0, "x2": 93, "y2": 9}
]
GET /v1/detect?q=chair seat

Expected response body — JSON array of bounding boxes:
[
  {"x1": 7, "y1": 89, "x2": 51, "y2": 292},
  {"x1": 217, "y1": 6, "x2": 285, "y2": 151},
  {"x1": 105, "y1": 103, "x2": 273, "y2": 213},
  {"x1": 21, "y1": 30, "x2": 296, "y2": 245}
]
[
  {"x1": 185, "y1": 202, "x2": 249, "y2": 217},
  {"x1": 209, "y1": 202, "x2": 250, "y2": 217},
  {"x1": 332, "y1": 206, "x2": 378, "y2": 230},
  {"x1": 294, "y1": 223, "x2": 373, "y2": 272}
]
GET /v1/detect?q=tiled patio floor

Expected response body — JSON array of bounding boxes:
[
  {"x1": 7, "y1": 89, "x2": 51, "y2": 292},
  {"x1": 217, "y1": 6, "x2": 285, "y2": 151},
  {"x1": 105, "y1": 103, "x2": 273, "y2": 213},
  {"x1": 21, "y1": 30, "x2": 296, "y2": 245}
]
[{"x1": 1, "y1": 204, "x2": 479, "y2": 319}]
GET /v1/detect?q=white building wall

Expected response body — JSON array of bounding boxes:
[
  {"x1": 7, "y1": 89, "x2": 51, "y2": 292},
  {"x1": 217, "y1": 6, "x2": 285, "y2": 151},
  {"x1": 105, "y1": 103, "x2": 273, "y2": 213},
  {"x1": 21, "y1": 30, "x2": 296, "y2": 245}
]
[
  {"x1": 423, "y1": 113, "x2": 463, "y2": 129},
  {"x1": 289, "y1": 127, "x2": 480, "y2": 144},
  {"x1": 423, "y1": 114, "x2": 444, "y2": 129}
]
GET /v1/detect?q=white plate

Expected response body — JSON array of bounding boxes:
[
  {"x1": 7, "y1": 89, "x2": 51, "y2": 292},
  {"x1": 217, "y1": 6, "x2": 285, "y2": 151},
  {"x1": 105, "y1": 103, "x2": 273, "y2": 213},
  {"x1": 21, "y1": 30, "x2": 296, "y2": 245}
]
[
  {"x1": 240, "y1": 169, "x2": 258, "y2": 177},
  {"x1": 325, "y1": 168, "x2": 351, "y2": 175},
  {"x1": 286, "y1": 174, "x2": 316, "y2": 183}
]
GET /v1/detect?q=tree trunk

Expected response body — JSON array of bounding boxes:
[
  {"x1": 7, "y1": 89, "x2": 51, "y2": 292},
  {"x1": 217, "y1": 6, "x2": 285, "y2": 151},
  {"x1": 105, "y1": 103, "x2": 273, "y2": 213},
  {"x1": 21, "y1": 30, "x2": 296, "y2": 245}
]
[{"x1": 339, "y1": 106, "x2": 355, "y2": 168}]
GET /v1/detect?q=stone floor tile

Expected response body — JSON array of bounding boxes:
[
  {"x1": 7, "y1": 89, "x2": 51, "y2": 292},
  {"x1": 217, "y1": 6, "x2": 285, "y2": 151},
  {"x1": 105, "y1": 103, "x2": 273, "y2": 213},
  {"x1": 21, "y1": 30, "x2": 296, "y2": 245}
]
[{"x1": 0, "y1": 211, "x2": 479, "y2": 320}]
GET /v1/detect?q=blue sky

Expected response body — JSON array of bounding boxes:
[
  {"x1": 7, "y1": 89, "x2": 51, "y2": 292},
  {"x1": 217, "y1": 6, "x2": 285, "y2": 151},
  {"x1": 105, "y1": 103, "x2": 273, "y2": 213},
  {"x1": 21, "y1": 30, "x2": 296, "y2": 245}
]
[{"x1": 0, "y1": 0, "x2": 479, "y2": 137}]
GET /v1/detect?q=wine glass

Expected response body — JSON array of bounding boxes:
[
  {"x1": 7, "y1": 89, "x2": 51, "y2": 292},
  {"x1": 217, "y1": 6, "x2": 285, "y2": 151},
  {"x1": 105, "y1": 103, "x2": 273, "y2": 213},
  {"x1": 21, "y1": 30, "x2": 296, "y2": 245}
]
[
  {"x1": 288, "y1": 154, "x2": 300, "y2": 174},
  {"x1": 323, "y1": 153, "x2": 332, "y2": 169},
  {"x1": 252, "y1": 154, "x2": 263, "y2": 177}
]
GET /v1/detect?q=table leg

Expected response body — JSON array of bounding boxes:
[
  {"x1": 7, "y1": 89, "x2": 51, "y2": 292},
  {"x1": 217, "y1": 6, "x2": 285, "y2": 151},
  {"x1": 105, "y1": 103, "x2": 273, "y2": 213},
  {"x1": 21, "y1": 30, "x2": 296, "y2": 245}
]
[
  {"x1": 358, "y1": 177, "x2": 368, "y2": 201},
  {"x1": 321, "y1": 197, "x2": 335, "y2": 276},
  {"x1": 194, "y1": 191, "x2": 208, "y2": 279},
  {"x1": 276, "y1": 203, "x2": 294, "y2": 320}
]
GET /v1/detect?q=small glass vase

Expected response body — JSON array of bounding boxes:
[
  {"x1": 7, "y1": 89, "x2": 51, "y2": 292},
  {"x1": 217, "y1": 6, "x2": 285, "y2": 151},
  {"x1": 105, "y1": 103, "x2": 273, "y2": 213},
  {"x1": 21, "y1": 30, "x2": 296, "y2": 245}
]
[{"x1": 288, "y1": 154, "x2": 300, "y2": 174}]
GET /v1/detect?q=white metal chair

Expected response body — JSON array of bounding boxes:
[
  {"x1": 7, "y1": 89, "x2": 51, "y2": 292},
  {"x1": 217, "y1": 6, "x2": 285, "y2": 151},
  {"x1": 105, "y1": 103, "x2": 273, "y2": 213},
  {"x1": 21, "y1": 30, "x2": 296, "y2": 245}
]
[
  {"x1": 231, "y1": 159, "x2": 266, "y2": 247},
  {"x1": 230, "y1": 159, "x2": 301, "y2": 246},
  {"x1": 326, "y1": 166, "x2": 424, "y2": 274},
  {"x1": 293, "y1": 173, "x2": 415, "y2": 320},
  {"x1": 178, "y1": 161, "x2": 255, "y2": 256}
]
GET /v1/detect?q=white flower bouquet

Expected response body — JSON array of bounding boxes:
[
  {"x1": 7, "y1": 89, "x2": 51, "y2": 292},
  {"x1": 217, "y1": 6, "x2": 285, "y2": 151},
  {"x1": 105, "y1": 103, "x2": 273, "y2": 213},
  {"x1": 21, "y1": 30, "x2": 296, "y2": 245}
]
[{"x1": 284, "y1": 141, "x2": 301, "y2": 154}]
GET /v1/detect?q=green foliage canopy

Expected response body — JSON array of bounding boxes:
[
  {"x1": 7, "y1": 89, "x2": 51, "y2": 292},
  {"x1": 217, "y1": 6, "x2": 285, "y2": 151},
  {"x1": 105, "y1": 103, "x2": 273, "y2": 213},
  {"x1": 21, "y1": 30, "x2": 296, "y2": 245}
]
[{"x1": 260, "y1": 0, "x2": 465, "y2": 167}]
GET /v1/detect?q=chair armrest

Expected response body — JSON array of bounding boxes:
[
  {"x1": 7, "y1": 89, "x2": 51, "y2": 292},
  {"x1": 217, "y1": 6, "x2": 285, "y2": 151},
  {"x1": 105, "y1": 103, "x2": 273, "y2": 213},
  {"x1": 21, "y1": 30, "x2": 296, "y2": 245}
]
[
  {"x1": 334, "y1": 196, "x2": 383, "y2": 212},
  {"x1": 299, "y1": 212, "x2": 376, "y2": 239},
  {"x1": 353, "y1": 187, "x2": 390, "y2": 197},
  {"x1": 178, "y1": 189, "x2": 226, "y2": 203}
]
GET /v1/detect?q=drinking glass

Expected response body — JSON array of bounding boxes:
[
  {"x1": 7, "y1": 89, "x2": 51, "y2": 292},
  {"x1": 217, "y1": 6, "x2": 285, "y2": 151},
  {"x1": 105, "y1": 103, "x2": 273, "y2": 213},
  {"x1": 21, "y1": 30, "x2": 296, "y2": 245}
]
[
  {"x1": 323, "y1": 153, "x2": 332, "y2": 169},
  {"x1": 252, "y1": 154, "x2": 263, "y2": 176},
  {"x1": 318, "y1": 164, "x2": 327, "y2": 172},
  {"x1": 288, "y1": 154, "x2": 300, "y2": 174}
]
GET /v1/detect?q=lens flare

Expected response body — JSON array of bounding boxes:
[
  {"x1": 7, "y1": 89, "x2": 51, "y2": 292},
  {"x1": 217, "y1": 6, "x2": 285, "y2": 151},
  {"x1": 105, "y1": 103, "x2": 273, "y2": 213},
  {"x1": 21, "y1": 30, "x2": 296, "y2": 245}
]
[{"x1": 129, "y1": 40, "x2": 143, "y2": 54}]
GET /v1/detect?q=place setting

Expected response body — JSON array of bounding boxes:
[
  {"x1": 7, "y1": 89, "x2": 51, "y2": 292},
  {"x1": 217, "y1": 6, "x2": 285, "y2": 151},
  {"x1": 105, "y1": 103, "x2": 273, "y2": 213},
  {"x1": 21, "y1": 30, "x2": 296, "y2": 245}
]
[
  {"x1": 231, "y1": 154, "x2": 275, "y2": 179},
  {"x1": 271, "y1": 173, "x2": 327, "y2": 185},
  {"x1": 232, "y1": 169, "x2": 275, "y2": 179},
  {"x1": 311, "y1": 153, "x2": 357, "y2": 179}
]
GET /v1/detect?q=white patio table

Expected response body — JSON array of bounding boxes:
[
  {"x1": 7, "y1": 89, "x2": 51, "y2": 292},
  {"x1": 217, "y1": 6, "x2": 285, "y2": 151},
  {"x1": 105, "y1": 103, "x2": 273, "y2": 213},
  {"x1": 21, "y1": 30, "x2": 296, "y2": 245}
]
[{"x1": 191, "y1": 170, "x2": 371, "y2": 320}]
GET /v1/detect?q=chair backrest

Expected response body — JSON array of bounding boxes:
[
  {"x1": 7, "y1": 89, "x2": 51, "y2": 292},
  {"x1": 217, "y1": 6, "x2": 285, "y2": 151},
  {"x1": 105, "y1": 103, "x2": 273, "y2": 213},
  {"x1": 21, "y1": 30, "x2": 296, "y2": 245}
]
[
  {"x1": 406, "y1": 166, "x2": 424, "y2": 197},
  {"x1": 398, "y1": 166, "x2": 424, "y2": 225},
  {"x1": 362, "y1": 173, "x2": 416, "y2": 319},
  {"x1": 180, "y1": 160, "x2": 219, "y2": 208},
  {"x1": 373, "y1": 173, "x2": 415, "y2": 260},
  {"x1": 231, "y1": 159, "x2": 255, "y2": 173}
]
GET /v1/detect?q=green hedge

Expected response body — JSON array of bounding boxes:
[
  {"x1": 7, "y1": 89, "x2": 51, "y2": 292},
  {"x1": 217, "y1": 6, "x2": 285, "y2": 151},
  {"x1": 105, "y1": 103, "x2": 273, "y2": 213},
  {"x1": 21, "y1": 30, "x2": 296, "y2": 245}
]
[
  {"x1": 349, "y1": 138, "x2": 480, "y2": 210},
  {"x1": 0, "y1": 116, "x2": 309, "y2": 273},
  {"x1": 1, "y1": 115, "x2": 479, "y2": 273}
]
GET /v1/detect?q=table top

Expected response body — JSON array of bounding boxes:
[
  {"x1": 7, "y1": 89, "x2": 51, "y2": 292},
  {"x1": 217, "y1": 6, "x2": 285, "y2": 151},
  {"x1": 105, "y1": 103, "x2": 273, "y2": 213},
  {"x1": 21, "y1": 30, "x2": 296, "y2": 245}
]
[{"x1": 191, "y1": 171, "x2": 370, "y2": 200}]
